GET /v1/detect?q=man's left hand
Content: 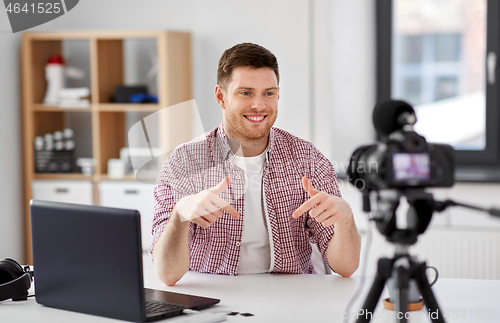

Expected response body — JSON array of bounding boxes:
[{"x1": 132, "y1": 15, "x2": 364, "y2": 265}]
[{"x1": 292, "y1": 176, "x2": 351, "y2": 227}]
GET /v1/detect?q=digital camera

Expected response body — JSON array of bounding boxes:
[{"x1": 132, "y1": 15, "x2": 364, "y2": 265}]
[{"x1": 347, "y1": 100, "x2": 455, "y2": 191}]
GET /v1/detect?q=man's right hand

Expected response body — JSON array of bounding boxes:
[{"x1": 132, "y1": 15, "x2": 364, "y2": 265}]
[{"x1": 175, "y1": 177, "x2": 240, "y2": 228}]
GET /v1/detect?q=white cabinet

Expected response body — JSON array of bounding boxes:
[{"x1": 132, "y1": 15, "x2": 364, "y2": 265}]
[
  {"x1": 31, "y1": 180, "x2": 93, "y2": 205},
  {"x1": 99, "y1": 181, "x2": 155, "y2": 251}
]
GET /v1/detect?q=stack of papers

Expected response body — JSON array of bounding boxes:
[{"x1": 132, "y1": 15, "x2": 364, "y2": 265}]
[{"x1": 58, "y1": 87, "x2": 90, "y2": 108}]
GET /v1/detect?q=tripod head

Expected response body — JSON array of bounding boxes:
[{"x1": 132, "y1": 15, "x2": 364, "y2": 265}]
[{"x1": 366, "y1": 188, "x2": 435, "y2": 246}]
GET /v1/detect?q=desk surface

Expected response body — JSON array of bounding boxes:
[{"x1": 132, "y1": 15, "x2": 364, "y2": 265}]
[{"x1": 2, "y1": 267, "x2": 500, "y2": 323}]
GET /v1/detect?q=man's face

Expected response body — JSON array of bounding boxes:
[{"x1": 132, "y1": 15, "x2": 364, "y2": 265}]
[{"x1": 216, "y1": 66, "x2": 279, "y2": 142}]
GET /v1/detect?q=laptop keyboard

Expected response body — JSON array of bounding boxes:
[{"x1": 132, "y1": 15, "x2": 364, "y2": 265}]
[{"x1": 145, "y1": 300, "x2": 186, "y2": 316}]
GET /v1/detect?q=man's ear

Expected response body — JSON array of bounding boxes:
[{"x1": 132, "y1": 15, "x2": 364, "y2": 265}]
[{"x1": 215, "y1": 85, "x2": 226, "y2": 109}]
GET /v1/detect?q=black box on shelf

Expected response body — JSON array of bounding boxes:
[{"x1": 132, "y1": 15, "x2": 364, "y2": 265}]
[
  {"x1": 34, "y1": 150, "x2": 74, "y2": 173},
  {"x1": 113, "y1": 85, "x2": 148, "y2": 103}
]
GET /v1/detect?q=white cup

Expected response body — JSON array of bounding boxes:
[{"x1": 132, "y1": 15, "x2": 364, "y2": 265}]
[{"x1": 107, "y1": 159, "x2": 125, "y2": 179}]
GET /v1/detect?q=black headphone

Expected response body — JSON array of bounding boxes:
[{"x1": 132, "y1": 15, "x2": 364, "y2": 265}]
[{"x1": 0, "y1": 258, "x2": 33, "y2": 301}]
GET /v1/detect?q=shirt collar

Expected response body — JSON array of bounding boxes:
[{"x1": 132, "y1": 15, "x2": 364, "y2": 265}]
[
  {"x1": 213, "y1": 123, "x2": 233, "y2": 160},
  {"x1": 214, "y1": 122, "x2": 275, "y2": 161},
  {"x1": 267, "y1": 127, "x2": 275, "y2": 162}
]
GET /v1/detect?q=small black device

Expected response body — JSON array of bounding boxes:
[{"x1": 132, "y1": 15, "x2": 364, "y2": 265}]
[
  {"x1": 0, "y1": 258, "x2": 33, "y2": 302},
  {"x1": 30, "y1": 200, "x2": 220, "y2": 322},
  {"x1": 113, "y1": 85, "x2": 148, "y2": 103},
  {"x1": 347, "y1": 100, "x2": 455, "y2": 192}
]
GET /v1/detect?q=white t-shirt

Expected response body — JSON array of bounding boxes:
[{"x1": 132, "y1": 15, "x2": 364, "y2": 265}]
[{"x1": 233, "y1": 149, "x2": 271, "y2": 274}]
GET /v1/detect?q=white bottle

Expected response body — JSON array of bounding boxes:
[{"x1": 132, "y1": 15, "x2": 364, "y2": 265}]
[{"x1": 43, "y1": 55, "x2": 65, "y2": 105}]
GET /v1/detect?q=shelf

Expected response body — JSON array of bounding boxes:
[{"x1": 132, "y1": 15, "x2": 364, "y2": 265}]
[
  {"x1": 33, "y1": 103, "x2": 161, "y2": 112},
  {"x1": 22, "y1": 30, "x2": 192, "y2": 264},
  {"x1": 33, "y1": 104, "x2": 93, "y2": 111},
  {"x1": 26, "y1": 30, "x2": 167, "y2": 40},
  {"x1": 97, "y1": 174, "x2": 156, "y2": 182},
  {"x1": 98, "y1": 103, "x2": 161, "y2": 112},
  {"x1": 32, "y1": 103, "x2": 162, "y2": 112},
  {"x1": 33, "y1": 173, "x2": 157, "y2": 182},
  {"x1": 34, "y1": 173, "x2": 94, "y2": 180}
]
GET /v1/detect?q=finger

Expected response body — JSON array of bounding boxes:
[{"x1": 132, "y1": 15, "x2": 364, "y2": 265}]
[
  {"x1": 181, "y1": 204, "x2": 215, "y2": 222},
  {"x1": 320, "y1": 216, "x2": 338, "y2": 228},
  {"x1": 302, "y1": 176, "x2": 319, "y2": 197},
  {"x1": 201, "y1": 200, "x2": 224, "y2": 218},
  {"x1": 192, "y1": 216, "x2": 211, "y2": 228},
  {"x1": 309, "y1": 202, "x2": 331, "y2": 219},
  {"x1": 315, "y1": 209, "x2": 336, "y2": 223},
  {"x1": 208, "y1": 193, "x2": 241, "y2": 219},
  {"x1": 208, "y1": 177, "x2": 230, "y2": 195},
  {"x1": 221, "y1": 204, "x2": 241, "y2": 219},
  {"x1": 292, "y1": 193, "x2": 326, "y2": 219},
  {"x1": 311, "y1": 198, "x2": 338, "y2": 219},
  {"x1": 193, "y1": 210, "x2": 218, "y2": 228},
  {"x1": 201, "y1": 213, "x2": 218, "y2": 224}
]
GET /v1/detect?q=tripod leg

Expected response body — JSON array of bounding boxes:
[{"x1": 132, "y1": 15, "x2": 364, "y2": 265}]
[
  {"x1": 394, "y1": 265, "x2": 410, "y2": 323},
  {"x1": 413, "y1": 262, "x2": 446, "y2": 323},
  {"x1": 356, "y1": 258, "x2": 394, "y2": 323}
]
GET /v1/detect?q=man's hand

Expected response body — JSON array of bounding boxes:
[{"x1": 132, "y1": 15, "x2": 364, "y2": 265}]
[
  {"x1": 292, "y1": 176, "x2": 360, "y2": 276},
  {"x1": 292, "y1": 176, "x2": 351, "y2": 227},
  {"x1": 175, "y1": 177, "x2": 240, "y2": 228}
]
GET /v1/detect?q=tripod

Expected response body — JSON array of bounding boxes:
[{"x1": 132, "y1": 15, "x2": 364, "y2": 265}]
[
  {"x1": 356, "y1": 189, "x2": 445, "y2": 323},
  {"x1": 357, "y1": 247, "x2": 444, "y2": 323}
]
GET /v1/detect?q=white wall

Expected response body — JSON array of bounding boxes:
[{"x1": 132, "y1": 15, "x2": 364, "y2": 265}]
[
  {"x1": 329, "y1": 0, "x2": 376, "y2": 169},
  {"x1": 0, "y1": 30, "x2": 23, "y2": 262},
  {"x1": 192, "y1": 0, "x2": 312, "y2": 139}
]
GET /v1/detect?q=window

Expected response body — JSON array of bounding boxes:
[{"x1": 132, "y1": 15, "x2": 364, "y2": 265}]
[
  {"x1": 395, "y1": 34, "x2": 462, "y2": 104},
  {"x1": 377, "y1": 0, "x2": 500, "y2": 180}
]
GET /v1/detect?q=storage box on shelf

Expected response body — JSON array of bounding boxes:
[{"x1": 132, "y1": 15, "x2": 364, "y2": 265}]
[{"x1": 22, "y1": 30, "x2": 192, "y2": 262}]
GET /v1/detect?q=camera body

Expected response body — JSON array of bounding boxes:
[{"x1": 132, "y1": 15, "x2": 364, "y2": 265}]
[{"x1": 347, "y1": 101, "x2": 455, "y2": 191}]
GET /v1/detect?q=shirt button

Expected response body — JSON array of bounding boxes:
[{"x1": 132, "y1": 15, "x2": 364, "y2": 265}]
[
  {"x1": 235, "y1": 174, "x2": 241, "y2": 179},
  {"x1": 238, "y1": 208, "x2": 242, "y2": 213},
  {"x1": 235, "y1": 241, "x2": 241, "y2": 247}
]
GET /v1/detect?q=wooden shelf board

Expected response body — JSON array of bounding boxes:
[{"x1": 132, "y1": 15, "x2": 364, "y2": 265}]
[
  {"x1": 33, "y1": 173, "x2": 157, "y2": 183},
  {"x1": 98, "y1": 103, "x2": 161, "y2": 112},
  {"x1": 32, "y1": 103, "x2": 162, "y2": 112},
  {"x1": 25, "y1": 30, "x2": 166, "y2": 40},
  {"x1": 97, "y1": 174, "x2": 151, "y2": 181},
  {"x1": 33, "y1": 104, "x2": 93, "y2": 112},
  {"x1": 34, "y1": 173, "x2": 95, "y2": 180}
]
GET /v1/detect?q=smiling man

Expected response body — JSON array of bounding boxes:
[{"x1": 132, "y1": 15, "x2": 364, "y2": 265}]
[{"x1": 151, "y1": 43, "x2": 361, "y2": 286}]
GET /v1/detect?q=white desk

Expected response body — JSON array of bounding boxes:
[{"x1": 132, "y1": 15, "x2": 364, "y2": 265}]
[{"x1": 2, "y1": 268, "x2": 500, "y2": 323}]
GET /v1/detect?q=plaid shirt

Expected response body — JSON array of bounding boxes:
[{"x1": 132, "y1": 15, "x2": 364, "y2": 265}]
[{"x1": 150, "y1": 123, "x2": 341, "y2": 275}]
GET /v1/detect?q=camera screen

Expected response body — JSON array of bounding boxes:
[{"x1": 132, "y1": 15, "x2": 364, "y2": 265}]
[{"x1": 393, "y1": 153, "x2": 430, "y2": 182}]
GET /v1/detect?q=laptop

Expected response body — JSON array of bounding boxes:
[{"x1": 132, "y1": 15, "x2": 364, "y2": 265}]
[{"x1": 30, "y1": 199, "x2": 220, "y2": 322}]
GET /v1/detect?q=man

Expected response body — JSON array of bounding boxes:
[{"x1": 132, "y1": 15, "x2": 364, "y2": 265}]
[{"x1": 151, "y1": 43, "x2": 361, "y2": 286}]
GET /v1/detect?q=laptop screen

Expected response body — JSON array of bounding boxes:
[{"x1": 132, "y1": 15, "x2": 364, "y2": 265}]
[{"x1": 30, "y1": 200, "x2": 146, "y2": 322}]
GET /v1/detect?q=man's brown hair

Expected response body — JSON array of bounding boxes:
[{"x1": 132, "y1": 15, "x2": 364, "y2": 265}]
[{"x1": 217, "y1": 43, "x2": 279, "y2": 89}]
